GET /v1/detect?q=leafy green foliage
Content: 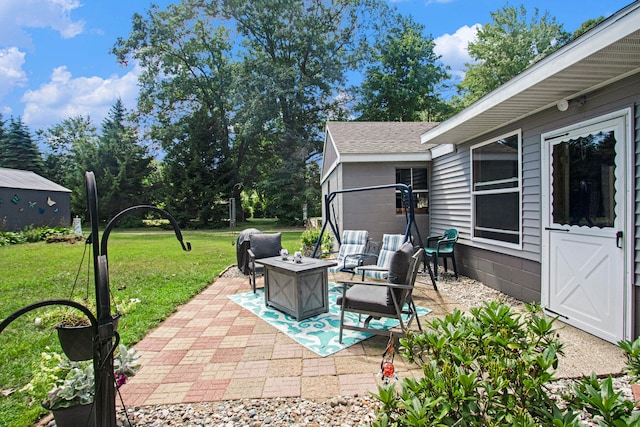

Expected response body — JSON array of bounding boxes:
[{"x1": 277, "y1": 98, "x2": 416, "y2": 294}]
[
  {"x1": 0, "y1": 226, "x2": 72, "y2": 247},
  {"x1": 356, "y1": 15, "x2": 450, "y2": 121},
  {"x1": 566, "y1": 374, "x2": 640, "y2": 427},
  {"x1": 455, "y1": 4, "x2": 570, "y2": 107},
  {"x1": 371, "y1": 302, "x2": 575, "y2": 426},
  {"x1": 299, "y1": 228, "x2": 332, "y2": 256}
]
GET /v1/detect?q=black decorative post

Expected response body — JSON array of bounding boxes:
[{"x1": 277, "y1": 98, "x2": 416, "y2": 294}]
[
  {"x1": 85, "y1": 171, "x2": 191, "y2": 426},
  {"x1": 0, "y1": 172, "x2": 191, "y2": 427}
]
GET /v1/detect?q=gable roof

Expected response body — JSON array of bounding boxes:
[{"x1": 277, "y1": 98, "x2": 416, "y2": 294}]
[
  {"x1": 420, "y1": 1, "x2": 640, "y2": 146},
  {"x1": 0, "y1": 167, "x2": 71, "y2": 192},
  {"x1": 322, "y1": 121, "x2": 439, "y2": 183},
  {"x1": 327, "y1": 121, "x2": 438, "y2": 155}
]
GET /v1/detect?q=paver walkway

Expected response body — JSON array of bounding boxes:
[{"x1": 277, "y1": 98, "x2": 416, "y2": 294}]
[{"x1": 118, "y1": 271, "x2": 459, "y2": 406}]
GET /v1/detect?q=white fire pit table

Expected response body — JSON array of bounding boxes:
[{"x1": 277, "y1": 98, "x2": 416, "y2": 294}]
[{"x1": 256, "y1": 256, "x2": 338, "y2": 321}]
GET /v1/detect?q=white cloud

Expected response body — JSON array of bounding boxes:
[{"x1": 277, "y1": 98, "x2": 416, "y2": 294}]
[
  {"x1": 21, "y1": 64, "x2": 140, "y2": 130},
  {"x1": 0, "y1": 47, "x2": 28, "y2": 101},
  {"x1": 434, "y1": 24, "x2": 481, "y2": 80},
  {"x1": 0, "y1": 0, "x2": 85, "y2": 48}
]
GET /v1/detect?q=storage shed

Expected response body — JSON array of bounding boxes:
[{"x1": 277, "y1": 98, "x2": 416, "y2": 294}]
[{"x1": 0, "y1": 167, "x2": 72, "y2": 231}]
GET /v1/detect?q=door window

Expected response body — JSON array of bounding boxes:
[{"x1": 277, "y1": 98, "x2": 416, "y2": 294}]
[{"x1": 551, "y1": 131, "x2": 616, "y2": 228}]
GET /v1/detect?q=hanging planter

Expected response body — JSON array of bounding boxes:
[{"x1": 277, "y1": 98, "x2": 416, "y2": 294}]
[
  {"x1": 48, "y1": 403, "x2": 96, "y2": 427},
  {"x1": 56, "y1": 314, "x2": 120, "y2": 361}
]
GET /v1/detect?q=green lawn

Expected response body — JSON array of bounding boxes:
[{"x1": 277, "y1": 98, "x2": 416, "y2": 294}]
[{"x1": 0, "y1": 225, "x2": 303, "y2": 427}]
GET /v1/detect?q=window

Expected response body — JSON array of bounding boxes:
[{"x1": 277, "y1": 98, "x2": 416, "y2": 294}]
[
  {"x1": 471, "y1": 131, "x2": 521, "y2": 246},
  {"x1": 396, "y1": 168, "x2": 428, "y2": 214}
]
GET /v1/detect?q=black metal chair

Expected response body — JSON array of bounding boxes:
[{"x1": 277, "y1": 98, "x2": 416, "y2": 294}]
[
  {"x1": 247, "y1": 232, "x2": 282, "y2": 293},
  {"x1": 336, "y1": 242, "x2": 423, "y2": 343}
]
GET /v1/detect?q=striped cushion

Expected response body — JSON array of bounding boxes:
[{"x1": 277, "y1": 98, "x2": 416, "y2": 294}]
[
  {"x1": 364, "y1": 234, "x2": 404, "y2": 280},
  {"x1": 328, "y1": 230, "x2": 368, "y2": 273}
]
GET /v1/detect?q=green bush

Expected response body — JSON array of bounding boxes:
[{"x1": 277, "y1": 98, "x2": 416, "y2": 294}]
[
  {"x1": 0, "y1": 226, "x2": 72, "y2": 246},
  {"x1": 371, "y1": 302, "x2": 640, "y2": 426},
  {"x1": 300, "y1": 228, "x2": 332, "y2": 256},
  {"x1": 371, "y1": 301, "x2": 574, "y2": 426}
]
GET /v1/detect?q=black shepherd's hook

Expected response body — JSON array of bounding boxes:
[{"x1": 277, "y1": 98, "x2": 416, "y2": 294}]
[
  {"x1": 100, "y1": 205, "x2": 192, "y2": 258},
  {"x1": 0, "y1": 300, "x2": 97, "y2": 335}
]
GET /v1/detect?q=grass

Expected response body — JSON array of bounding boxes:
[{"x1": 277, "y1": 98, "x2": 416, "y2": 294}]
[{"x1": 0, "y1": 224, "x2": 303, "y2": 427}]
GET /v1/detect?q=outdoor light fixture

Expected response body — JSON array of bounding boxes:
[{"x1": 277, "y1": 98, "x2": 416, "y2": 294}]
[{"x1": 557, "y1": 99, "x2": 569, "y2": 112}]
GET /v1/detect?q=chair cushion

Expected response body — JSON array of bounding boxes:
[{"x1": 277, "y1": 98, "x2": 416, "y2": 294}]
[
  {"x1": 387, "y1": 241, "x2": 414, "y2": 284},
  {"x1": 337, "y1": 284, "x2": 397, "y2": 315},
  {"x1": 386, "y1": 241, "x2": 414, "y2": 305},
  {"x1": 250, "y1": 233, "x2": 282, "y2": 259}
]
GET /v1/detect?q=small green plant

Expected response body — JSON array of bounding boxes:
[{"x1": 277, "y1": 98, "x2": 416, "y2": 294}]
[
  {"x1": 24, "y1": 344, "x2": 140, "y2": 410},
  {"x1": 371, "y1": 301, "x2": 574, "y2": 426},
  {"x1": 300, "y1": 228, "x2": 332, "y2": 257}
]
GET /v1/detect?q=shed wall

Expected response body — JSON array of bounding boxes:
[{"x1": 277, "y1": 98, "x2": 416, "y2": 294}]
[{"x1": 0, "y1": 189, "x2": 71, "y2": 230}]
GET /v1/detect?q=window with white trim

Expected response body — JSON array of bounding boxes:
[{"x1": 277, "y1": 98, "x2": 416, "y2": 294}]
[
  {"x1": 396, "y1": 168, "x2": 428, "y2": 214},
  {"x1": 471, "y1": 131, "x2": 521, "y2": 246}
]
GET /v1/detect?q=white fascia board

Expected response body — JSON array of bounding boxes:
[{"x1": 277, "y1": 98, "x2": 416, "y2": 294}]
[
  {"x1": 430, "y1": 144, "x2": 455, "y2": 159},
  {"x1": 420, "y1": 2, "x2": 640, "y2": 145},
  {"x1": 340, "y1": 152, "x2": 432, "y2": 163}
]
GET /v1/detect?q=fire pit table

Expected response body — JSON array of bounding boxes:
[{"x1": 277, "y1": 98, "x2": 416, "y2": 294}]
[{"x1": 256, "y1": 256, "x2": 337, "y2": 321}]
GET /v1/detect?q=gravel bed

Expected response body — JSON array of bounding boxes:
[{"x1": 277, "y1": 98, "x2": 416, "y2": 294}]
[{"x1": 92, "y1": 266, "x2": 632, "y2": 426}]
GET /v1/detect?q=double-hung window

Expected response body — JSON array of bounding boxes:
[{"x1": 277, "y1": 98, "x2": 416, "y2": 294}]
[
  {"x1": 471, "y1": 130, "x2": 522, "y2": 247},
  {"x1": 396, "y1": 168, "x2": 428, "y2": 214}
]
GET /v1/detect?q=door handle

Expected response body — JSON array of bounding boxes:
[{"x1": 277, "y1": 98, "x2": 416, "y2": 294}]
[
  {"x1": 617, "y1": 231, "x2": 623, "y2": 248},
  {"x1": 544, "y1": 227, "x2": 569, "y2": 232}
]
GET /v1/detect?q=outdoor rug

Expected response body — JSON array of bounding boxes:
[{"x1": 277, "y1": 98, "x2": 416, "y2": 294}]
[{"x1": 228, "y1": 283, "x2": 431, "y2": 357}]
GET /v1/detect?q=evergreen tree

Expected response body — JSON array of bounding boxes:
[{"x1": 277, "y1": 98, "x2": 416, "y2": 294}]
[
  {"x1": 88, "y1": 100, "x2": 152, "y2": 223},
  {"x1": 0, "y1": 117, "x2": 44, "y2": 174}
]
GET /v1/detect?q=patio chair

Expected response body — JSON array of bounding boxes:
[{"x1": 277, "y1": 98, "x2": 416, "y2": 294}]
[
  {"x1": 247, "y1": 232, "x2": 282, "y2": 293},
  {"x1": 355, "y1": 234, "x2": 405, "y2": 280},
  {"x1": 327, "y1": 230, "x2": 374, "y2": 276},
  {"x1": 336, "y1": 242, "x2": 423, "y2": 343},
  {"x1": 424, "y1": 228, "x2": 458, "y2": 281}
]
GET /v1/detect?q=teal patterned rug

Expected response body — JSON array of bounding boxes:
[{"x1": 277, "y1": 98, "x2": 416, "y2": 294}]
[{"x1": 228, "y1": 283, "x2": 430, "y2": 357}]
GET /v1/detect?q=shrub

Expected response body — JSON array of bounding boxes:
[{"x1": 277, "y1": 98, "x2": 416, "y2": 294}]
[
  {"x1": 371, "y1": 301, "x2": 574, "y2": 426},
  {"x1": 300, "y1": 228, "x2": 332, "y2": 257}
]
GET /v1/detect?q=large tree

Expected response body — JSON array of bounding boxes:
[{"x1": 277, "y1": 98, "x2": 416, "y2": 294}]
[
  {"x1": 112, "y1": 2, "x2": 239, "y2": 226},
  {"x1": 0, "y1": 117, "x2": 44, "y2": 174},
  {"x1": 38, "y1": 115, "x2": 99, "y2": 215},
  {"x1": 356, "y1": 15, "x2": 450, "y2": 121},
  {"x1": 227, "y1": 0, "x2": 378, "y2": 222},
  {"x1": 113, "y1": 0, "x2": 386, "y2": 225},
  {"x1": 455, "y1": 4, "x2": 570, "y2": 107},
  {"x1": 91, "y1": 99, "x2": 153, "y2": 222}
]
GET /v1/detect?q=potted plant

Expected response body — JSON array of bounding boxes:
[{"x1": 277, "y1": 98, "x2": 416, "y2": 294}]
[
  {"x1": 39, "y1": 297, "x2": 138, "y2": 361},
  {"x1": 24, "y1": 344, "x2": 140, "y2": 427}
]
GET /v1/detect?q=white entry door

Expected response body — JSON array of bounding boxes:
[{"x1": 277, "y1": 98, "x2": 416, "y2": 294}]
[{"x1": 542, "y1": 112, "x2": 630, "y2": 344}]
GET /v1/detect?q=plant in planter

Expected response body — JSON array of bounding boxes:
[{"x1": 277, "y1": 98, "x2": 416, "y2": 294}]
[
  {"x1": 24, "y1": 344, "x2": 140, "y2": 427},
  {"x1": 38, "y1": 297, "x2": 139, "y2": 361}
]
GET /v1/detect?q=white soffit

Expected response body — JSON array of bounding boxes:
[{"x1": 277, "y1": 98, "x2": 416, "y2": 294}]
[{"x1": 420, "y1": 2, "x2": 640, "y2": 146}]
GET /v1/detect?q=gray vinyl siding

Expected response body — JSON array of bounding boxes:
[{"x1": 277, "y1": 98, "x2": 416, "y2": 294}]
[
  {"x1": 429, "y1": 146, "x2": 471, "y2": 240},
  {"x1": 430, "y1": 130, "x2": 541, "y2": 262}
]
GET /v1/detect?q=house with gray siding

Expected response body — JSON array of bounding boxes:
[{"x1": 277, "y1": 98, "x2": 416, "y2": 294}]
[
  {"x1": 0, "y1": 167, "x2": 71, "y2": 231},
  {"x1": 321, "y1": 121, "x2": 437, "y2": 244},
  {"x1": 420, "y1": 1, "x2": 640, "y2": 344}
]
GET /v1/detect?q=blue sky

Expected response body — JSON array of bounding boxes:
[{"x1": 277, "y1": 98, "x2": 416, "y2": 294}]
[{"x1": 0, "y1": 0, "x2": 633, "y2": 131}]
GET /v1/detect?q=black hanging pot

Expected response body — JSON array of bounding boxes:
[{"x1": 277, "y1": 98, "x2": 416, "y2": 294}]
[
  {"x1": 56, "y1": 314, "x2": 120, "y2": 361},
  {"x1": 49, "y1": 403, "x2": 96, "y2": 427}
]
